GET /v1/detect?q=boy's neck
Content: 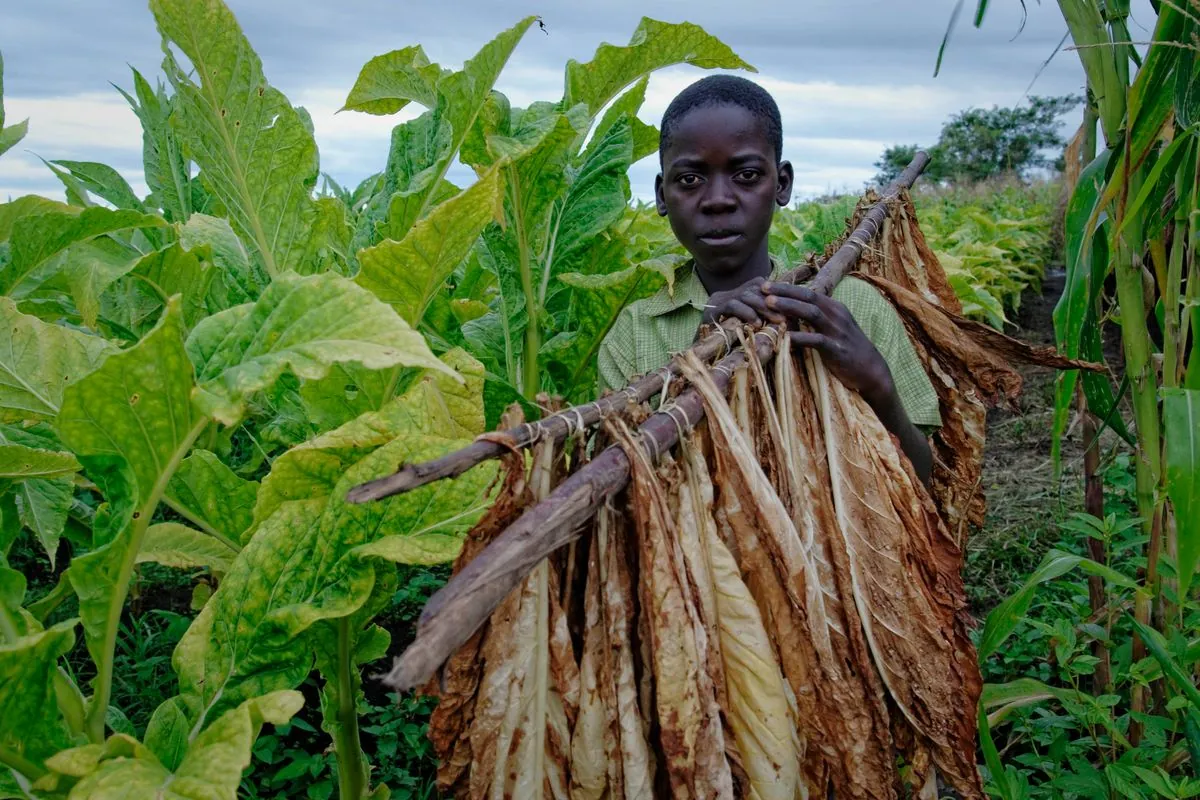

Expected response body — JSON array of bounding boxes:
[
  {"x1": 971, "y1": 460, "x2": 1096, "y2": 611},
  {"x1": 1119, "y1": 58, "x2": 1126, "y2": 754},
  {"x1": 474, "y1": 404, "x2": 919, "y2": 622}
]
[{"x1": 694, "y1": 241, "x2": 773, "y2": 295}]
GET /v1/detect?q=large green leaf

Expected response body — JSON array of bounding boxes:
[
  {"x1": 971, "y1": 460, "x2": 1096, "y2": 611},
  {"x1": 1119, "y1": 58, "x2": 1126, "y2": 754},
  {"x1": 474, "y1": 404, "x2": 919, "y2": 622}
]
[
  {"x1": 356, "y1": 166, "x2": 502, "y2": 325},
  {"x1": 57, "y1": 299, "x2": 206, "y2": 739},
  {"x1": 1164, "y1": 388, "x2": 1200, "y2": 598},
  {"x1": 348, "y1": 18, "x2": 534, "y2": 252},
  {"x1": 101, "y1": 243, "x2": 217, "y2": 340},
  {"x1": 0, "y1": 297, "x2": 115, "y2": 422},
  {"x1": 169, "y1": 351, "x2": 493, "y2": 729},
  {"x1": 40, "y1": 237, "x2": 145, "y2": 329},
  {"x1": 150, "y1": 0, "x2": 319, "y2": 276},
  {"x1": 0, "y1": 444, "x2": 78, "y2": 481},
  {"x1": 0, "y1": 196, "x2": 70, "y2": 243},
  {"x1": 117, "y1": 68, "x2": 192, "y2": 224},
  {"x1": 340, "y1": 45, "x2": 443, "y2": 115},
  {"x1": 588, "y1": 76, "x2": 658, "y2": 164},
  {"x1": 978, "y1": 549, "x2": 1137, "y2": 661},
  {"x1": 562, "y1": 17, "x2": 753, "y2": 116},
  {"x1": 49, "y1": 161, "x2": 144, "y2": 212},
  {"x1": 1053, "y1": 149, "x2": 1112, "y2": 358},
  {"x1": 43, "y1": 690, "x2": 302, "y2": 799},
  {"x1": 136, "y1": 522, "x2": 237, "y2": 572},
  {"x1": 0, "y1": 620, "x2": 77, "y2": 787},
  {"x1": 165, "y1": 450, "x2": 257, "y2": 547},
  {"x1": 298, "y1": 362, "x2": 409, "y2": 433},
  {"x1": 178, "y1": 213, "x2": 262, "y2": 308},
  {"x1": 185, "y1": 271, "x2": 453, "y2": 425},
  {"x1": 0, "y1": 52, "x2": 28, "y2": 161},
  {"x1": 14, "y1": 476, "x2": 72, "y2": 569},
  {"x1": 0, "y1": 207, "x2": 165, "y2": 298}
]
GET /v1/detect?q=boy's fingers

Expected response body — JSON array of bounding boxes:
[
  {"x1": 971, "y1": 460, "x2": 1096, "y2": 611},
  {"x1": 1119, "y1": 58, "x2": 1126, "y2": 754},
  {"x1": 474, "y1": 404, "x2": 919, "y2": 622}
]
[
  {"x1": 764, "y1": 295, "x2": 822, "y2": 325},
  {"x1": 721, "y1": 300, "x2": 760, "y2": 324},
  {"x1": 738, "y1": 292, "x2": 784, "y2": 322},
  {"x1": 760, "y1": 282, "x2": 815, "y2": 301},
  {"x1": 789, "y1": 331, "x2": 824, "y2": 349}
]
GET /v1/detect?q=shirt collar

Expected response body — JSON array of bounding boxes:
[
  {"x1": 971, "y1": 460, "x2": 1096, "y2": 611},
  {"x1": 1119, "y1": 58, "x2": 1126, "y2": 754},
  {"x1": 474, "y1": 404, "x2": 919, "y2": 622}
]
[{"x1": 641, "y1": 257, "x2": 785, "y2": 318}]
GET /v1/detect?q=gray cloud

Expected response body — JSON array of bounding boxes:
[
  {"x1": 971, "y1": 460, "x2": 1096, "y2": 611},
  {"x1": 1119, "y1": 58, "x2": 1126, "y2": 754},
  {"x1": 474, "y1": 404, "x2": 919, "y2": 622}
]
[{"x1": 1, "y1": 0, "x2": 1154, "y2": 201}]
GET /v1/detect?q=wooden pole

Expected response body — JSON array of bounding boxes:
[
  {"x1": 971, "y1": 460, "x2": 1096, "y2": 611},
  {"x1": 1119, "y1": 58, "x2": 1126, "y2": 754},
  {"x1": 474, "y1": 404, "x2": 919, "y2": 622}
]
[{"x1": 378, "y1": 153, "x2": 932, "y2": 691}]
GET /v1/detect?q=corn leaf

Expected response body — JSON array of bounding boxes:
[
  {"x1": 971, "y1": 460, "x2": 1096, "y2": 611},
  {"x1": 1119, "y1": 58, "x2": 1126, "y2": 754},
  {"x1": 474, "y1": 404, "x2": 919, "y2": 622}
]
[
  {"x1": 1163, "y1": 388, "x2": 1200, "y2": 598},
  {"x1": 0, "y1": 297, "x2": 116, "y2": 422},
  {"x1": 150, "y1": 0, "x2": 320, "y2": 276},
  {"x1": 356, "y1": 165, "x2": 503, "y2": 326},
  {"x1": 185, "y1": 271, "x2": 452, "y2": 425},
  {"x1": 563, "y1": 17, "x2": 753, "y2": 116},
  {"x1": 979, "y1": 549, "x2": 1138, "y2": 661},
  {"x1": 0, "y1": 620, "x2": 77, "y2": 786}
]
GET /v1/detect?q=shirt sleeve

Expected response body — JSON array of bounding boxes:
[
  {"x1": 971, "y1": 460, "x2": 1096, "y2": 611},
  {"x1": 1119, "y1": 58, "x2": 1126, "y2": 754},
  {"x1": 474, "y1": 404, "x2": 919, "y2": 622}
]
[
  {"x1": 597, "y1": 308, "x2": 638, "y2": 395},
  {"x1": 834, "y1": 278, "x2": 942, "y2": 428}
]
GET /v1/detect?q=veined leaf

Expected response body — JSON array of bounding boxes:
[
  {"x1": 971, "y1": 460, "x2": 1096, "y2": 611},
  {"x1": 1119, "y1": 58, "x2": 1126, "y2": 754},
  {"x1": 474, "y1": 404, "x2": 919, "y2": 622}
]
[
  {"x1": 45, "y1": 690, "x2": 302, "y2": 799},
  {"x1": 0, "y1": 196, "x2": 71, "y2": 242},
  {"x1": 356, "y1": 166, "x2": 503, "y2": 326},
  {"x1": 101, "y1": 243, "x2": 217, "y2": 340},
  {"x1": 0, "y1": 207, "x2": 165, "y2": 298},
  {"x1": 340, "y1": 44, "x2": 443, "y2": 115},
  {"x1": 0, "y1": 620, "x2": 77, "y2": 786},
  {"x1": 170, "y1": 351, "x2": 494, "y2": 731},
  {"x1": 40, "y1": 237, "x2": 144, "y2": 329},
  {"x1": 563, "y1": 17, "x2": 753, "y2": 116},
  {"x1": 14, "y1": 476, "x2": 72, "y2": 569},
  {"x1": 165, "y1": 450, "x2": 256, "y2": 547},
  {"x1": 0, "y1": 297, "x2": 115, "y2": 422},
  {"x1": 0, "y1": 444, "x2": 79, "y2": 480},
  {"x1": 151, "y1": 0, "x2": 319, "y2": 276},
  {"x1": 1163, "y1": 388, "x2": 1200, "y2": 598},
  {"x1": 979, "y1": 549, "x2": 1138, "y2": 661},
  {"x1": 0, "y1": 52, "x2": 28, "y2": 160},
  {"x1": 57, "y1": 299, "x2": 206, "y2": 740},
  {"x1": 298, "y1": 362, "x2": 411, "y2": 433},
  {"x1": 136, "y1": 522, "x2": 237, "y2": 572},
  {"x1": 117, "y1": 68, "x2": 192, "y2": 223},
  {"x1": 185, "y1": 271, "x2": 453, "y2": 425},
  {"x1": 588, "y1": 76, "x2": 658, "y2": 164},
  {"x1": 178, "y1": 213, "x2": 262, "y2": 308},
  {"x1": 1053, "y1": 149, "x2": 1112, "y2": 358},
  {"x1": 49, "y1": 161, "x2": 144, "y2": 212}
]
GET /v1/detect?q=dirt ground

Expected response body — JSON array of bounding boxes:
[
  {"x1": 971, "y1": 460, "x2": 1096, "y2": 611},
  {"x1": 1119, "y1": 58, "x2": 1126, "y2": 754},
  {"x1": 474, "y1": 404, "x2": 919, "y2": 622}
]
[{"x1": 964, "y1": 268, "x2": 1100, "y2": 615}]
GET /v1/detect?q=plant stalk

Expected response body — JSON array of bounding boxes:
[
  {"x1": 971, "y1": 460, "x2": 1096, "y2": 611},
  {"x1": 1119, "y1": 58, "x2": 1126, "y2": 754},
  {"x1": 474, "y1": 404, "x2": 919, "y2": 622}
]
[
  {"x1": 85, "y1": 419, "x2": 208, "y2": 743},
  {"x1": 334, "y1": 618, "x2": 367, "y2": 800}
]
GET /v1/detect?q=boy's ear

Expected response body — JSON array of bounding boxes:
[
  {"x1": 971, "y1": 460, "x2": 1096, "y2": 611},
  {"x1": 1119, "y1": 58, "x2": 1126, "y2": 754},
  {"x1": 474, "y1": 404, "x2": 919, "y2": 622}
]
[
  {"x1": 654, "y1": 173, "x2": 668, "y2": 216},
  {"x1": 776, "y1": 160, "x2": 795, "y2": 207}
]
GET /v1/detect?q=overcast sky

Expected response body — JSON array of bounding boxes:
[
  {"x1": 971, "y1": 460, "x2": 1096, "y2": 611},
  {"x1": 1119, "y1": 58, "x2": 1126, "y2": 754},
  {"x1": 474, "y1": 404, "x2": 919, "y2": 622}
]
[{"x1": 0, "y1": 1, "x2": 1157, "y2": 203}]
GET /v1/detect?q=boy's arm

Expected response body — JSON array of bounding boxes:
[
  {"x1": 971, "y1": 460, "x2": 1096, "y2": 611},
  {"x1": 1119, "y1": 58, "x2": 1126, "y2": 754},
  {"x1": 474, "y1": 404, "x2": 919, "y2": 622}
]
[{"x1": 760, "y1": 281, "x2": 934, "y2": 483}]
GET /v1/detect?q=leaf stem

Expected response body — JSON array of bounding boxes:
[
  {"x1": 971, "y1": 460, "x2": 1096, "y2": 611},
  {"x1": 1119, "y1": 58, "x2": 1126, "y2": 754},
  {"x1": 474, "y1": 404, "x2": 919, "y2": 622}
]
[
  {"x1": 0, "y1": 743, "x2": 46, "y2": 783},
  {"x1": 161, "y1": 495, "x2": 241, "y2": 553},
  {"x1": 84, "y1": 418, "x2": 208, "y2": 743},
  {"x1": 334, "y1": 617, "x2": 367, "y2": 799}
]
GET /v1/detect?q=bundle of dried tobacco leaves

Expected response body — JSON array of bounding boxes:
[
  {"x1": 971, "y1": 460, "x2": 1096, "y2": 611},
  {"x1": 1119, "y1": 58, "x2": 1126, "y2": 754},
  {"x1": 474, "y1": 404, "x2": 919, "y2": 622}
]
[{"x1": 383, "y1": 187, "x2": 1091, "y2": 800}]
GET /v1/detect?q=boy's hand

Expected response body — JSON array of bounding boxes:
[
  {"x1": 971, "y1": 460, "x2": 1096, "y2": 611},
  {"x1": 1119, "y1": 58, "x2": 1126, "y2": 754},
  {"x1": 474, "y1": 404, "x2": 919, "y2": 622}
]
[
  {"x1": 760, "y1": 281, "x2": 894, "y2": 407},
  {"x1": 702, "y1": 277, "x2": 787, "y2": 327}
]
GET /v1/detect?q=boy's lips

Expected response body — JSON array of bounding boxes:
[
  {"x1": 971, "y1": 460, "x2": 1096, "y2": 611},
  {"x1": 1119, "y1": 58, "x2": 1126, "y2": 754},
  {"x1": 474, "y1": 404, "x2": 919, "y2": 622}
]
[{"x1": 697, "y1": 231, "x2": 743, "y2": 247}]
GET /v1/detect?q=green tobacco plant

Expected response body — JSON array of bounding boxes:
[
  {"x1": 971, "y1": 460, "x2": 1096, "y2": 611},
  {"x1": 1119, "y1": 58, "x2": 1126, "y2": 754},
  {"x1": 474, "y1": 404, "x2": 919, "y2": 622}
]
[
  {"x1": 340, "y1": 18, "x2": 749, "y2": 409},
  {"x1": 0, "y1": 52, "x2": 29, "y2": 160}
]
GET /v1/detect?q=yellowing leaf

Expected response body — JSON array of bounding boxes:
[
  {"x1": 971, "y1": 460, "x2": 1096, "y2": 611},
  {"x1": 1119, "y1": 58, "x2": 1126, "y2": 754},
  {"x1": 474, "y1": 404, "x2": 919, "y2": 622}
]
[
  {"x1": 137, "y1": 522, "x2": 237, "y2": 572},
  {"x1": 341, "y1": 45, "x2": 443, "y2": 115},
  {"x1": 0, "y1": 297, "x2": 115, "y2": 423},
  {"x1": 0, "y1": 620, "x2": 77, "y2": 785},
  {"x1": 0, "y1": 443, "x2": 79, "y2": 480},
  {"x1": 150, "y1": 0, "x2": 319, "y2": 276},
  {"x1": 165, "y1": 450, "x2": 257, "y2": 546},
  {"x1": 357, "y1": 166, "x2": 503, "y2": 325},
  {"x1": 185, "y1": 271, "x2": 454, "y2": 425}
]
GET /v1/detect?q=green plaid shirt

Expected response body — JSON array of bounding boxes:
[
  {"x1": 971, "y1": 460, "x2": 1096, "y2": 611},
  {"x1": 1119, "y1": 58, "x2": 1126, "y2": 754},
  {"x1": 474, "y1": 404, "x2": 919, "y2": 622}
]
[{"x1": 597, "y1": 262, "x2": 942, "y2": 428}]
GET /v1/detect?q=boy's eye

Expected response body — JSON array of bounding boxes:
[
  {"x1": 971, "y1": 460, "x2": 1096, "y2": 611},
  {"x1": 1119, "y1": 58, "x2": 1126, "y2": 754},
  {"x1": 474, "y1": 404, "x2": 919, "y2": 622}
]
[
  {"x1": 735, "y1": 169, "x2": 761, "y2": 182},
  {"x1": 677, "y1": 174, "x2": 702, "y2": 186}
]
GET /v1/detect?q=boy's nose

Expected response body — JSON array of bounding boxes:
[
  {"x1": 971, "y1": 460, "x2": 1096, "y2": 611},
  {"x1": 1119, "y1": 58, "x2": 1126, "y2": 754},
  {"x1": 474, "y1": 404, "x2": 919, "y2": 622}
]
[{"x1": 699, "y1": 177, "x2": 737, "y2": 213}]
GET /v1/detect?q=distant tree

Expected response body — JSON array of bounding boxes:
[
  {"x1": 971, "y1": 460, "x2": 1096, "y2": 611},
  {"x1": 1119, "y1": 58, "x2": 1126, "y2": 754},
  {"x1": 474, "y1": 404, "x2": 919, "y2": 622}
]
[{"x1": 873, "y1": 95, "x2": 1082, "y2": 185}]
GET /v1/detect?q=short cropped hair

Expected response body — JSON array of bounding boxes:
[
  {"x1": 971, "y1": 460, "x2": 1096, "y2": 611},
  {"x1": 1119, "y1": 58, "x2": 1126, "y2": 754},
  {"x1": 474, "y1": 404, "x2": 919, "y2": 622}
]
[{"x1": 658, "y1": 75, "x2": 784, "y2": 164}]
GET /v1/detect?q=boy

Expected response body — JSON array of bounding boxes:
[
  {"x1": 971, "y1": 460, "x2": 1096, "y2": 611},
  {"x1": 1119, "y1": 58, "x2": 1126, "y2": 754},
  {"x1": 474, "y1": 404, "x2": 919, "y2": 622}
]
[{"x1": 597, "y1": 75, "x2": 940, "y2": 481}]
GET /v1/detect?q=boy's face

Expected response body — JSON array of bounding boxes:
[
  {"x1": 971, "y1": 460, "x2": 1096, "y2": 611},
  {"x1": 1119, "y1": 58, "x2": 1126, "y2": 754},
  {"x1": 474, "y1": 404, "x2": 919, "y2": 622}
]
[{"x1": 655, "y1": 103, "x2": 793, "y2": 277}]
